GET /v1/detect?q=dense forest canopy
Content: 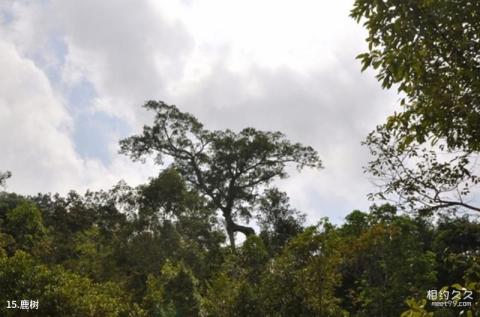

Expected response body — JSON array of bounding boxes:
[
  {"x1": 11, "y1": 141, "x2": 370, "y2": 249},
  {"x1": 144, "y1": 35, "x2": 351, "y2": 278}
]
[
  {"x1": 1, "y1": 0, "x2": 480, "y2": 316},
  {"x1": 0, "y1": 181, "x2": 478, "y2": 316}
]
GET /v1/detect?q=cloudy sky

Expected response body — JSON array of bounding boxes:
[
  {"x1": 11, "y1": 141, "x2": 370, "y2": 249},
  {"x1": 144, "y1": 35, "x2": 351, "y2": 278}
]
[{"x1": 0, "y1": 0, "x2": 398, "y2": 223}]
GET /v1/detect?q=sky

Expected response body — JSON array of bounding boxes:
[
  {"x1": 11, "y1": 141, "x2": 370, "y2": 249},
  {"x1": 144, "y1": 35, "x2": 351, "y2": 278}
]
[{"x1": 0, "y1": 0, "x2": 399, "y2": 224}]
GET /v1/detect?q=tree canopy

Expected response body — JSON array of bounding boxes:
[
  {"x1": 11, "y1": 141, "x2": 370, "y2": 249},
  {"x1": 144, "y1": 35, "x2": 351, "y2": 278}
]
[
  {"x1": 352, "y1": 0, "x2": 480, "y2": 151},
  {"x1": 120, "y1": 101, "x2": 322, "y2": 247},
  {"x1": 352, "y1": 0, "x2": 480, "y2": 216},
  {"x1": 2, "y1": 187, "x2": 478, "y2": 316}
]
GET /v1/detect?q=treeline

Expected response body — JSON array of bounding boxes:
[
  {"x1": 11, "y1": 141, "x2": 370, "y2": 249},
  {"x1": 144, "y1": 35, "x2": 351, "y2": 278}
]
[{"x1": 0, "y1": 172, "x2": 478, "y2": 316}]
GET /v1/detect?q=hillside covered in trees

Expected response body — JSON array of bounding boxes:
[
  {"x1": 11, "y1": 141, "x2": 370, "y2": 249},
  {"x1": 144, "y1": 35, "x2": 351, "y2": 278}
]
[
  {"x1": 0, "y1": 169, "x2": 479, "y2": 316},
  {"x1": 2, "y1": 0, "x2": 480, "y2": 316}
]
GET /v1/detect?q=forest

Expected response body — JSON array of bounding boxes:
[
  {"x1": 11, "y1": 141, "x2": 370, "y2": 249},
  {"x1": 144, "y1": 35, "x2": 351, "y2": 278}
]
[{"x1": 1, "y1": 0, "x2": 480, "y2": 316}]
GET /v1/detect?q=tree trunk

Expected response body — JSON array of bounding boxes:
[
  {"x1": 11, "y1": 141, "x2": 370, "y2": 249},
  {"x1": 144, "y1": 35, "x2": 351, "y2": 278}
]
[{"x1": 223, "y1": 209, "x2": 255, "y2": 249}]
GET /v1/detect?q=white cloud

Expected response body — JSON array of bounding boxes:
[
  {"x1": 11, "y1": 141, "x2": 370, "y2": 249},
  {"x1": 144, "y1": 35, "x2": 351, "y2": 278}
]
[
  {"x1": 0, "y1": 39, "x2": 74, "y2": 192},
  {"x1": 0, "y1": 0, "x2": 401, "y2": 222},
  {"x1": 0, "y1": 39, "x2": 156, "y2": 195},
  {"x1": 55, "y1": 0, "x2": 194, "y2": 124}
]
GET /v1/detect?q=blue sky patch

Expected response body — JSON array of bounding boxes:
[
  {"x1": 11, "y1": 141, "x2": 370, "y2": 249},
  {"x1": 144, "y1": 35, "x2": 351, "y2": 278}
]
[{"x1": 67, "y1": 80, "x2": 129, "y2": 165}]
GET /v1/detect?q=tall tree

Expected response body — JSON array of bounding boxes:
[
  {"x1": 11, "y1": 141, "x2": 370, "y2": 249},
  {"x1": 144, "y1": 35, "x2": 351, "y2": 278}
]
[{"x1": 120, "y1": 101, "x2": 322, "y2": 248}]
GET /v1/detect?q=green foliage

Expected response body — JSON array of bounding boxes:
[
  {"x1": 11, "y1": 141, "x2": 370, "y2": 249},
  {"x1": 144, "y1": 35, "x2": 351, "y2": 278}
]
[
  {"x1": 63, "y1": 226, "x2": 115, "y2": 281},
  {"x1": 0, "y1": 192, "x2": 27, "y2": 225},
  {"x1": 0, "y1": 186, "x2": 478, "y2": 316},
  {"x1": 162, "y1": 261, "x2": 203, "y2": 316},
  {"x1": 354, "y1": 0, "x2": 480, "y2": 218},
  {"x1": 3, "y1": 201, "x2": 51, "y2": 258},
  {"x1": 351, "y1": 0, "x2": 480, "y2": 151},
  {"x1": 401, "y1": 299, "x2": 433, "y2": 317},
  {"x1": 0, "y1": 251, "x2": 144, "y2": 317},
  {"x1": 338, "y1": 206, "x2": 437, "y2": 316},
  {"x1": 203, "y1": 236, "x2": 269, "y2": 316},
  {"x1": 260, "y1": 226, "x2": 346, "y2": 317},
  {"x1": 142, "y1": 274, "x2": 176, "y2": 317},
  {"x1": 257, "y1": 188, "x2": 305, "y2": 255},
  {"x1": 402, "y1": 282, "x2": 480, "y2": 317},
  {"x1": 142, "y1": 261, "x2": 203, "y2": 317},
  {"x1": 430, "y1": 215, "x2": 480, "y2": 311}
]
